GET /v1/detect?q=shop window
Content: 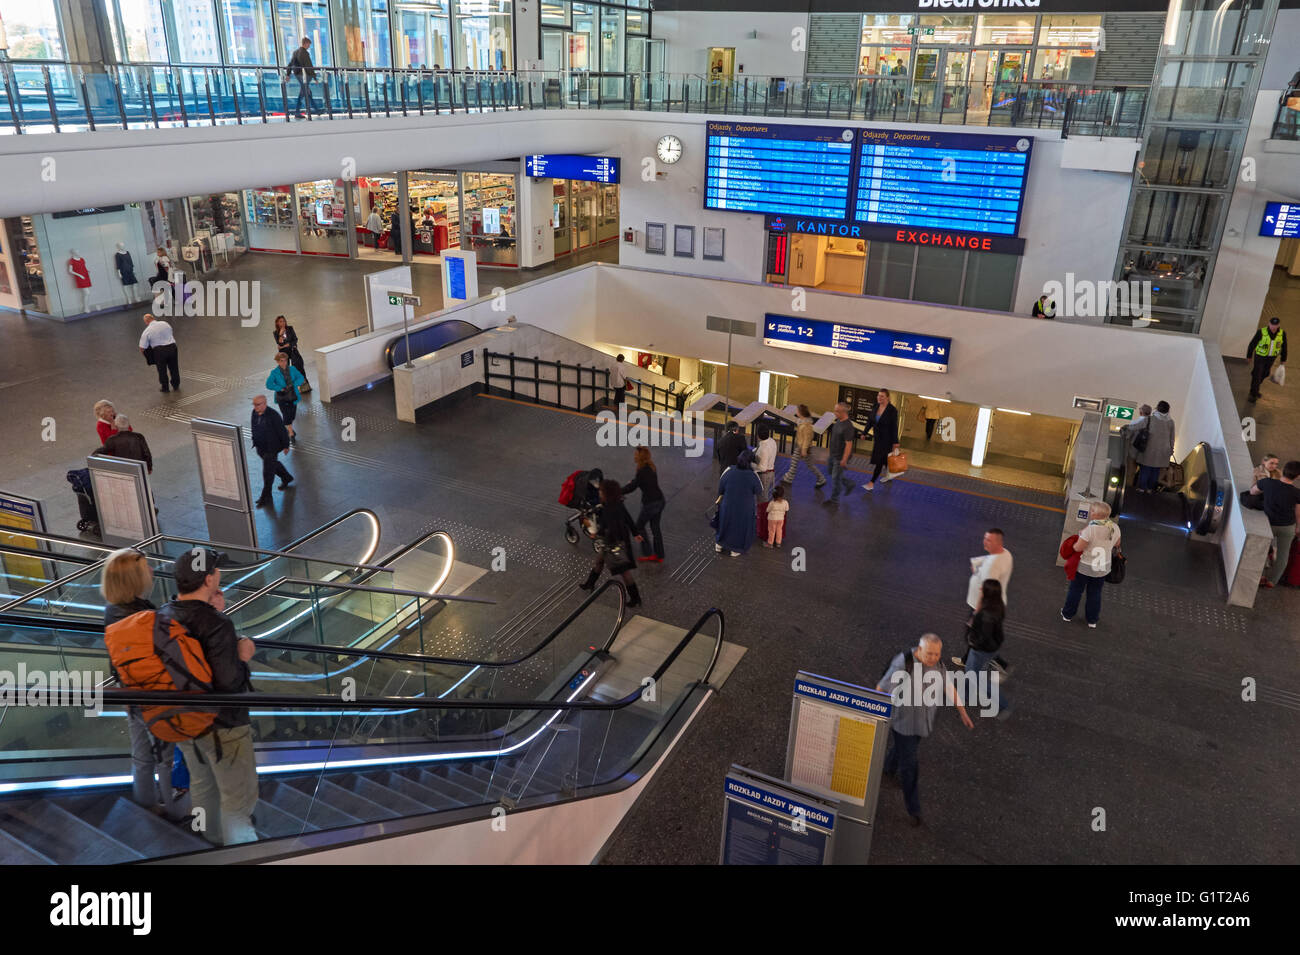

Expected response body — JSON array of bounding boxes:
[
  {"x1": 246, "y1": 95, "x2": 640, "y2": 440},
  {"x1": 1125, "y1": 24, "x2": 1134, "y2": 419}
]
[
  {"x1": 331, "y1": 0, "x2": 391, "y2": 66},
  {"x1": 860, "y1": 14, "x2": 913, "y2": 46},
  {"x1": 296, "y1": 179, "x2": 348, "y2": 255},
  {"x1": 3, "y1": 0, "x2": 66, "y2": 59},
  {"x1": 454, "y1": 0, "x2": 512, "y2": 70},
  {"x1": 461, "y1": 172, "x2": 516, "y2": 265},
  {"x1": 244, "y1": 186, "x2": 296, "y2": 251},
  {"x1": 864, "y1": 243, "x2": 914, "y2": 301},
  {"x1": 541, "y1": 0, "x2": 568, "y2": 26},
  {"x1": 409, "y1": 171, "x2": 460, "y2": 254},
  {"x1": 277, "y1": 0, "x2": 331, "y2": 67},
  {"x1": 1037, "y1": 14, "x2": 1102, "y2": 47},
  {"x1": 600, "y1": 7, "x2": 623, "y2": 74},
  {"x1": 626, "y1": 9, "x2": 646, "y2": 35},
  {"x1": 1031, "y1": 47, "x2": 1097, "y2": 84},
  {"x1": 975, "y1": 14, "x2": 1035, "y2": 46},
  {"x1": 221, "y1": 0, "x2": 277, "y2": 64},
  {"x1": 961, "y1": 250, "x2": 1017, "y2": 312},
  {"x1": 917, "y1": 14, "x2": 973, "y2": 45},
  {"x1": 912, "y1": 246, "x2": 965, "y2": 306},
  {"x1": 116, "y1": 0, "x2": 171, "y2": 62}
]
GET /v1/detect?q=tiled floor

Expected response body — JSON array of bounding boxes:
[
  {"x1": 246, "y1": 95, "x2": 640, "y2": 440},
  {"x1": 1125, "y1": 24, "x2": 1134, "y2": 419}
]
[{"x1": 2, "y1": 252, "x2": 1298, "y2": 865}]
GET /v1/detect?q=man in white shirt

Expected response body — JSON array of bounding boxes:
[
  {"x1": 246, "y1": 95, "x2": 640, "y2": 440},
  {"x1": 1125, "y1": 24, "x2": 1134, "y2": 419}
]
[
  {"x1": 967, "y1": 528, "x2": 1013, "y2": 611},
  {"x1": 139, "y1": 313, "x2": 181, "y2": 392},
  {"x1": 754, "y1": 426, "x2": 778, "y2": 501},
  {"x1": 610, "y1": 354, "x2": 627, "y2": 408}
]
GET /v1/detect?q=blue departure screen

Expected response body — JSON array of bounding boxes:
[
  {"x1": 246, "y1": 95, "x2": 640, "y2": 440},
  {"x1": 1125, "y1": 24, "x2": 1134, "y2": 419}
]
[
  {"x1": 763, "y1": 313, "x2": 951, "y2": 374},
  {"x1": 705, "y1": 122, "x2": 854, "y2": 219},
  {"x1": 855, "y1": 130, "x2": 1031, "y2": 236},
  {"x1": 447, "y1": 257, "x2": 467, "y2": 300},
  {"x1": 525, "y1": 154, "x2": 620, "y2": 184}
]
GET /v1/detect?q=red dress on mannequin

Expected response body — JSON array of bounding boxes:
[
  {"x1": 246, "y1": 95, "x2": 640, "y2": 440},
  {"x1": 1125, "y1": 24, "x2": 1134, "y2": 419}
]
[{"x1": 69, "y1": 257, "x2": 92, "y2": 288}]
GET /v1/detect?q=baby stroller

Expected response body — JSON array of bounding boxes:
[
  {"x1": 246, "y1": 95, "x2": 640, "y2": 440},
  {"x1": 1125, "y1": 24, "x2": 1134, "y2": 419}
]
[
  {"x1": 66, "y1": 467, "x2": 100, "y2": 537},
  {"x1": 559, "y1": 467, "x2": 603, "y2": 547}
]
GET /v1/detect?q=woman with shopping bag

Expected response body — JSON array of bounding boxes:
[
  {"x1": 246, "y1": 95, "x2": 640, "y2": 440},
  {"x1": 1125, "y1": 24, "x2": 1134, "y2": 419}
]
[{"x1": 862, "y1": 388, "x2": 900, "y2": 491}]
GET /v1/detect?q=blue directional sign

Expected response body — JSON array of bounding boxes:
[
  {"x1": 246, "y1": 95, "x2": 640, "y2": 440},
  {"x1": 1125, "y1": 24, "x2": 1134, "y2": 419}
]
[
  {"x1": 1260, "y1": 202, "x2": 1300, "y2": 238},
  {"x1": 763, "y1": 314, "x2": 951, "y2": 373},
  {"x1": 525, "y1": 154, "x2": 620, "y2": 184}
]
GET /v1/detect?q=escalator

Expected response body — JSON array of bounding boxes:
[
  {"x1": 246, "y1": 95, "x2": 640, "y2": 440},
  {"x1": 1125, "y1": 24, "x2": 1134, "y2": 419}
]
[
  {"x1": 384, "y1": 319, "x2": 481, "y2": 369},
  {"x1": 1104, "y1": 435, "x2": 1231, "y2": 536},
  {"x1": 0, "y1": 570, "x2": 724, "y2": 863}
]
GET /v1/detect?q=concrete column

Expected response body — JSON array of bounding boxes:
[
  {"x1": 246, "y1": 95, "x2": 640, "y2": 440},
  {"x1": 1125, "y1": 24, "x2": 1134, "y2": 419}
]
[{"x1": 397, "y1": 172, "x2": 413, "y2": 265}]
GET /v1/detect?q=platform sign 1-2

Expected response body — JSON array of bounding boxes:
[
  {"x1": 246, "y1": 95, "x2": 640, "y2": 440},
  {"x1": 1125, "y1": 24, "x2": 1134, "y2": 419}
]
[
  {"x1": 784, "y1": 671, "x2": 893, "y2": 863},
  {"x1": 719, "y1": 765, "x2": 839, "y2": 865}
]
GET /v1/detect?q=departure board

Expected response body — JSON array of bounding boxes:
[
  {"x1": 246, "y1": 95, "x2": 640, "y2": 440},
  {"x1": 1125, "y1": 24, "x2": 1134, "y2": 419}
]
[
  {"x1": 854, "y1": 129, "x2": 1031, "y2": 236},
  {"x1": 705, "y1": 122, "x2": 854, "y2": 219}
]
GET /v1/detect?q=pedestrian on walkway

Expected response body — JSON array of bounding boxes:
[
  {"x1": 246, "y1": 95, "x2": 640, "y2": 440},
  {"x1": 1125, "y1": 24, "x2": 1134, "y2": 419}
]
[
  {"x1": 101, "y1": 547, "x2": 186, "y2": 822},
  {"x1": 967, "y1": 528, "x2": 1013, "y2": 611},
  {"x1": 1253, "y1": 453, "x2": 1281, "y2": 483},
  {"x1": 166, "y1": 547, "x2": 259, "y2": 845},
  {"x1": 877, "y1": 634, "x2": 974, "y2": 827},
  {"x1": 152, "y1": 246, "x2": 170, "y2": 286},
  {"x1": 266, "y1": 352, "x2": 307, "y2": 446},
  {"x1": 273, "y1": 315, "x2": 311, "y2": 393},
  {"x1": 94, "y1": 399, "x2": 124, "y2": 444},
  {"x1": 917, "y1": 400, "x2": 942, "y2": 440},
  {"x1": 250, "y1": 395, "x2": 294, "y2": 507},
  {"x1": 1126, "y1": 400, "x2": 1176, "y2": 492},
  {"x1": 288, "y1": 37, "x2": 319, "y2": 118},
  {"x1": 782, "y1": 404, "x2": 826, "y2": 488},
  {"x1": 364, "y1": 208, "x2": 384, "y2": 248},
  {"x1": 622, "y1": 445, "x2": 666, "y2": 563},
  {"x1": 139, "y1": 313, "x2": 180, "y2": 393},
  {"x1": 823, "y1": 402, "x2": 857, "y2": 505},
  {"x1": 763, "y1": 485, "x2": 789, "y2": 548},
  {"x1": 1246, "y1": 316, "x2": 1286, "y2": 402},
  {"x1": 100, "y1": 415, "x2": 154, "y2": 473},
  {"x1": 715, "y1": 419, "x2": 747, "y2": 470},
  {"x1": 862, "y1": 388, "x2": 900, "y2": 491},
  {"x1": 1247, "y1": 460, "x2": 1300, "y2": 588},
  {"x1": 579, "y1": 479, "x2": 642, "y2": 607},
  {"x1": 957, "y1": 578, "x2": 1006, "y2": 674},
  {"x1": 610, "y1": 354, "x2": 627, "y2": 408},
  {"x1": 1061, "y1": 501, "x2": 1122, "y2": 628},
  {"x1": 754, "y1": 426, "x2": 778, "y2": 500},
  {"x1": 714, "y1": 449, "x2": 762, "y2": 557}
]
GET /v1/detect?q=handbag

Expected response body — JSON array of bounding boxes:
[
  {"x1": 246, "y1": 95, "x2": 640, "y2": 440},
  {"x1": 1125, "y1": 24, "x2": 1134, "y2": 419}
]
[
  {"x1": 1271, "y1": 363, "x2": 1286, "y2": 387},
  {"x1": 887, "y1": 447, "x2": 908, "y2": 474},
  {"x1": 606, "y1": 539, "x2": 636, "y2": 576},
  {"x1": 273, "y1": 370, "x2": 297, "y2": 405},
  {"x1": 1132, "y1": 419, "x2": 1151, "y2": 453},
  {"x1": 1106, "y1": 549, "x2": 1127, "y2": 584},
  {"x1": 143, "y1": 346, "x2": 156, "y2": 366},
  {"x1": 708, "y1": 496, "x2": 722, "y2": 530}
]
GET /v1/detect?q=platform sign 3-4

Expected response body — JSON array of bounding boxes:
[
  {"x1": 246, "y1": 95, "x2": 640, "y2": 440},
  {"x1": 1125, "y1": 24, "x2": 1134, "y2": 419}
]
[{"x1": 1106, "y1": 404, "x2": 1135, "y2": 421}]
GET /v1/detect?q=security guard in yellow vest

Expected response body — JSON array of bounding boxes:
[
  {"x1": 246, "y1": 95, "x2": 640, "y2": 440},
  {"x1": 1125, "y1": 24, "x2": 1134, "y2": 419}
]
[{"x1": 1247, "y1": 317, "x2": 1286, "y2": 402}]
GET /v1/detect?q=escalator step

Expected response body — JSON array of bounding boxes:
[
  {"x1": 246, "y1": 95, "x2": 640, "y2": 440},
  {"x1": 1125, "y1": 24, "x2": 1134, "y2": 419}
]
[
  {"x1": 0, "y1": 826, "x2": 54, "y2": 865},
  {"x1": 411, "y1": 768, "x2": 491, "y2": 805},
  {"x1": 0, "y1": 799, "x2": 143, "y2": 864},
  {"x1": 285, "y1": 776, "x2": 400, "y2": 823},
  {"x1": 69, "y1": 795, "x2": 209, "y2": 858},
  {"x1": 380, "y1": 771, "x2": 462, "y2": 811},
  {"x1": 252, "y1": 799, "x2": 313, "y2": 839},
  {"x1": 346, "y1": 776, "x2": 437, "y2": 816},
  {"x1": 262, "y1": 781, "x2": 363, "y2": 831}
]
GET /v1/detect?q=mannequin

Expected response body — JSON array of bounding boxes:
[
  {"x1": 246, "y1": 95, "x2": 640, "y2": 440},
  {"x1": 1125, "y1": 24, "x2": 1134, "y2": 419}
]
[
  {"x1": 114, "y1": 242, "x2": 138, "y2": 303},
  {"x1": 67, "y1": 250, "x2": 92, "y2": 313}
]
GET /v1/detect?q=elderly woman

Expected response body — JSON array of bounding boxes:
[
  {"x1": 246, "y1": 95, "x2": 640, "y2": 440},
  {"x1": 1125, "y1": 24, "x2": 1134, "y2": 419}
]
[
  {"x1": 715, "y1": 448, "x2": 763, "y2": 557},
  {"x1": 93, "y1": 399, "x2": 127, "y2": 444},
  {"x1": 266, "y1": 351, "x2": 308, "y2": 446},
  {"x1": 1062, "y1": 501, "x2": 1122, "y2": 629}
]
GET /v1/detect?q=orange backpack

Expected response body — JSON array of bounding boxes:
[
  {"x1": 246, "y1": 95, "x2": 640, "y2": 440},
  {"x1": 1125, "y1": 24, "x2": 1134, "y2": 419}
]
[{"x1": 104, "y1": 606, "x2": 217, "y2": 742}]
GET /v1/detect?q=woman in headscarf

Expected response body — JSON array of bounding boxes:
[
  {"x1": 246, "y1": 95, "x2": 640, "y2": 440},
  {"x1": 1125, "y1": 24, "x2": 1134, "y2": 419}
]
[{"x1": 714, "y1": 448, "x2": 763, "y2": 557}]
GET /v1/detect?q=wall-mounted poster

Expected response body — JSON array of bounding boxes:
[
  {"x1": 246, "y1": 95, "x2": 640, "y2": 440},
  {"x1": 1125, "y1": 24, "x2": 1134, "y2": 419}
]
[
  {"x1": 645, "y1": 222, "x2": 666, "y2": 255},
  {"x1": 703, "y1": 227, "x2": 725, "y2": 261},
  {"x1": 674, "y1": 225, "x2": 695, "y2": 258}
]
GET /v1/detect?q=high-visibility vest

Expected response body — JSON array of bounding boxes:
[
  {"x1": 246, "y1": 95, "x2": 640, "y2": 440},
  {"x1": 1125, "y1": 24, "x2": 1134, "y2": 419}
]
[{"x1": 1256, "y1": 328, "x2": 1284, "y2": 357}]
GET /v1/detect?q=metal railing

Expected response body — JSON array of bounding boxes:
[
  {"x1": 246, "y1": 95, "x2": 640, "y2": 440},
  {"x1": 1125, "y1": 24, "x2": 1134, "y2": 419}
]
[
  {"x1": 0, "y1": 61, "x2": 1148, "y2": 137},
  {"x1": 483, "y1": 349, "x2": 689, "y2": 416}
]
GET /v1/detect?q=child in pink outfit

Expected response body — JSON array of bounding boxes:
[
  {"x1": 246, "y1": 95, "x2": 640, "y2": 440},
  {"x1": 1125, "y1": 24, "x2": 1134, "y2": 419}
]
[{"x1": 764, "y1": 485, "x2": 789, "y2": 547}]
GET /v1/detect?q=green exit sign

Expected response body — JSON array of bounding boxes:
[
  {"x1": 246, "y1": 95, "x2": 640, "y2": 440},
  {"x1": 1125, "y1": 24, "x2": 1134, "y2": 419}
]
[
  {"x1": 907, "y1": 26, "x2": 936, "y2": 35},
  {"x1": 387, "y1": 294, "x2": 403, "y2": 305},
  {"x1": 1106, "y1": 404, "x2": 1135, "y2": 420}
]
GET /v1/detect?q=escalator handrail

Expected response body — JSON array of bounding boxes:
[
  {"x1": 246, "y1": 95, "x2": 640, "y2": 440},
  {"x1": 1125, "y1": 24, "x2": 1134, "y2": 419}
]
[
  {"x1": 1, "y1": 576, "x2": 624, "y2": 672},
  {"x1": 23, "y1": 606, "x2": 724, "y2": 714},
  {"x1": 224, "y1": 574, "x2": 497, "y2": 608}
]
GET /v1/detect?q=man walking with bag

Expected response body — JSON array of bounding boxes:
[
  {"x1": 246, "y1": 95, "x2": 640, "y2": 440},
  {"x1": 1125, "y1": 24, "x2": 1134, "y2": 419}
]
[
  {"x1": 288, "y1": 37, "x2": 319, "y2": 118},
  {"x1": 250, "y1": 394, "x2": 294, "y2": 507},
  {"x1": 1247, "y1": 316, "x2": 1286, "y2": 402},
  {"x1": 139, "y1": 313, "x2": 180, "y2": 393}
]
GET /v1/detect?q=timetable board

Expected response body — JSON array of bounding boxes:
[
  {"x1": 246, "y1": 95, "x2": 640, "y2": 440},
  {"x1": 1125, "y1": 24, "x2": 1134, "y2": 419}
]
[
  {"x1": 785, "y1": 673, "x2": 893, "y2": 808},
  {"x1": 705, "y1": 122, "x2": 1033, "y2": 242},
  {"x1": 705, "y1": 122, "x2": 855, "y2": 220},
  {"x1": 720, "y1": 767, "x2": 839, "y2": 866}
]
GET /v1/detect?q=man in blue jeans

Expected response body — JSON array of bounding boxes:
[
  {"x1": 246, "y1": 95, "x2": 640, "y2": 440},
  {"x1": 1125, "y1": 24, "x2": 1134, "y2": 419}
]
[
  {"x1": 288, "y1": 37, "x2": 318, "y2": 118},
  {"x1": 823, "y1": 402, "x2": 857, "y2": 506},
  {"x1": 877, "y1": 634, "x2": 974, "y2": 827}
]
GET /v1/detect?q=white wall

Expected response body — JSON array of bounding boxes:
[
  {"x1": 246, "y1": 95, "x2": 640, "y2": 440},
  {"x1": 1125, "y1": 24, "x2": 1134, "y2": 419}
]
[
  {"x1": 653, "y1": 11, "x2": 809, "y2": 78},
  {"x1": 1199, "y1": 95, "x2": 1300, "y2": 356}
]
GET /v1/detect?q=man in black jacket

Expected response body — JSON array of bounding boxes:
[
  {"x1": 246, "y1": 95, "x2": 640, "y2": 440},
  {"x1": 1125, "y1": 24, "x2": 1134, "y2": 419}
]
[
  {"x1": 250, "y1": 394, "x2": 294, "y2": 506},
  {"x1": 168, "y1": 547, "x2": 259, "y2": 845},
  {"x1": 99, "y1": 414, "x2": 154, "y2": 473},
  {"x1": 1247, "y1": 316, "x2": 1287, "y2": 402},
  {"x1": 288, "y1": 36, "x2": 318, "y2": 118},
  {"x1": 715, "y1": 420, "x2": 747, "y2": 470}
]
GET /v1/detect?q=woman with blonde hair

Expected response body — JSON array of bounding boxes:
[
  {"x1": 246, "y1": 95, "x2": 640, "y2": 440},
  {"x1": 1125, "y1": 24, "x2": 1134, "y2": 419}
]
[
  {"x1": 266, "y1": 350, "x2": 308, "y2": 445},
  {"x1": 101, "y1": 548, "x2": 184, "y2": 819},
  {"x1": 782, "y1": 403, "x2": 826, "y2": 488},
  {"x1": 622, "y1": 445, "x2": 666, "y2": 563},
  {"x1": 1061, "y1": 501, "x2": 1122, "y2": 629},
  {"x1": 94, "y1": 399, "x2": 129, "y2": 444}
]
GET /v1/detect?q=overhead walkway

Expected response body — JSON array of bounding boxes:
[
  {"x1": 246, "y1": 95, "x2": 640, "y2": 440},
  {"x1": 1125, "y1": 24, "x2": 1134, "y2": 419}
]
[{"x1": 0, "y1": 65, "x2": 1145, "y2": 137}]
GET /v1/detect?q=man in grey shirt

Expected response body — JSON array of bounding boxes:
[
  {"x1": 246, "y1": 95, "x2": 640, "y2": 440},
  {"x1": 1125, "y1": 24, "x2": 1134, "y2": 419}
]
[
  {"x1": 877, "y1": 633, "x2": 973, "y2": 826},
  {"x1": 823, "y1": 401, "x2": 857, "y2": 505}
]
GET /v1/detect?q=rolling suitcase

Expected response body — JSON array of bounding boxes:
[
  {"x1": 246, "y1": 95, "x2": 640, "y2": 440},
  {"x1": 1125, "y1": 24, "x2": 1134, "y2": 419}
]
[{"x1": 1284, "y1": 536, "x2": 1300, "y2": 587}]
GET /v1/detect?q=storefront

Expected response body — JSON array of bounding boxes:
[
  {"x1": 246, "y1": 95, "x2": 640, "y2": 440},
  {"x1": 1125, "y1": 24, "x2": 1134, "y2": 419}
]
[
  {"x1": 552, "y1": 180, "x2": 620, "y2": 256},
  {"x1": 243, "y1": 181, "x2": 349, "y2": 256},
  {"x1": 0, "y1": 206, "x2": 154, "y2": 320}
]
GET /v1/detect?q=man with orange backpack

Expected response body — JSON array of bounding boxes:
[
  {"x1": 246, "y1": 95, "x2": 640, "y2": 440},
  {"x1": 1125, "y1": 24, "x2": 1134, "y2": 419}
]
[{"x1": 106, "y1": 547, "x2": 259, "y2": 845}]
